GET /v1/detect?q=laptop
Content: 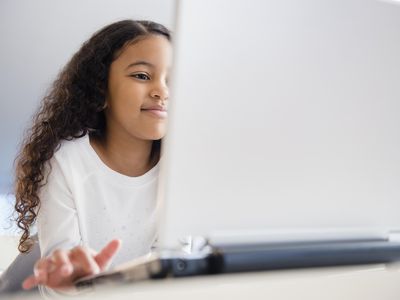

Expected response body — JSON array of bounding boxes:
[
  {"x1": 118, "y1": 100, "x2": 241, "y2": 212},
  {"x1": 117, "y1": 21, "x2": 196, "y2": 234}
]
[{"x1": 76, "y1": 0, "x2": 400, "y2": 288}]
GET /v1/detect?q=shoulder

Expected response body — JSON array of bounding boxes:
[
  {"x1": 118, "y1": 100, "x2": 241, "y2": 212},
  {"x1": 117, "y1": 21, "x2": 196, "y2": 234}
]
[
  {"x1": 47, "y1": 135, "x2": 94, "y2": 180},
  {"x1": 39, "y1": 135, "x2": 94, "y2": 201},
  {"x1": 54, "y1": 135, "x2": 89, "y2": 161}
]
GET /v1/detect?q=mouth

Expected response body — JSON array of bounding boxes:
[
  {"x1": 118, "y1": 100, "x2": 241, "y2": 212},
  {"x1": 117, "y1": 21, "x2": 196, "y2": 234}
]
[{"x1": 141, "y1": 108, "x2": 168, "y2": 119}]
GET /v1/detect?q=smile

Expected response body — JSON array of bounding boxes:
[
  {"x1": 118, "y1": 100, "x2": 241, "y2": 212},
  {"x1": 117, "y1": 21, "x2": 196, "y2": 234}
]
[{"x1": 141, "y1": 109, "x2": 168, "y2": 119}]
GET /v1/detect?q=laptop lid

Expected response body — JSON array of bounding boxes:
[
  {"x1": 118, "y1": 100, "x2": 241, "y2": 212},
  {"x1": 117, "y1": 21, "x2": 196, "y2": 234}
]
[{"x1": 158, "y1": 0, "x2": 400, "y2": 249}]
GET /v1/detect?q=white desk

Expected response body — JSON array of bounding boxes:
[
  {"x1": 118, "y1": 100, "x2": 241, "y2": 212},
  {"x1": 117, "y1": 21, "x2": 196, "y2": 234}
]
[
  {"x1": 0, "y1": 235, "x2": 18, "y2": 272},
  {"x1": 15, "y1": 263, "x2": 400, "y2": 300}
]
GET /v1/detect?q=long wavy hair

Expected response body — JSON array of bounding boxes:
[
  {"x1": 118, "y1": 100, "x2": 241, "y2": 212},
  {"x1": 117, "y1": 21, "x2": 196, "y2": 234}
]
[{"x1": 14, "y1": 20, "x2": 171, "y2": 253}]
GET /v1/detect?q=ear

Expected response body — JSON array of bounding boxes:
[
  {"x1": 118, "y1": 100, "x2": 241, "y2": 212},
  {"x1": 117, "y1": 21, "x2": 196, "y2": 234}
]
[
  {"x1": 102, "y1": 91, "x2": 109, "y2": 110},
  {"x1": 102, "y1": 90, "x2": 110, "y2": 110}
]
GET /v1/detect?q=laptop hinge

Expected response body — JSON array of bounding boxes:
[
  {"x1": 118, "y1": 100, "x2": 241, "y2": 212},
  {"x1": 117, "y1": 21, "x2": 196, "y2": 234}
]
[{"x1": 388, "y1": 230, "x2": 400, "y2": 242}]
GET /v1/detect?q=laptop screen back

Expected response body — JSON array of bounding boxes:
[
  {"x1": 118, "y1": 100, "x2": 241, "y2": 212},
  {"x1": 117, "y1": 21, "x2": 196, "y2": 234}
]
[{"x1": 158, "y1": 0, "x2": 400, "y2": 248}]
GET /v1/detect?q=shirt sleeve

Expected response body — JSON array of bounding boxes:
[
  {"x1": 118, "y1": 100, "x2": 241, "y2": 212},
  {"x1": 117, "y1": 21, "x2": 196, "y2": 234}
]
[
  {"x1": 36, "y1": 157, "x2": 83, "y2": 298},
  {"x1": 37, "y1": 157, "x2": 82, "y2": 257}
]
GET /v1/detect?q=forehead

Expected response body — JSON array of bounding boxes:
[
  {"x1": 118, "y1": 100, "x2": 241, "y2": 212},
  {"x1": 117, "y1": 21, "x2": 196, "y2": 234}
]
[{"x1": 113, "y1": 35, "x2": 172, "y2": 68}]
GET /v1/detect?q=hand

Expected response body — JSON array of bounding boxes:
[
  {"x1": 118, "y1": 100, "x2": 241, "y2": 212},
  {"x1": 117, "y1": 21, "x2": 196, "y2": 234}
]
[{"x1": 22, "y1": 239, "x2": 121, "y2": 291}]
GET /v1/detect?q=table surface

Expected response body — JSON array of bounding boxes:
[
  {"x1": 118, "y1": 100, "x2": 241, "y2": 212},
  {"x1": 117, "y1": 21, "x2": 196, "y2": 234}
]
[{"x1": 10, "y1": 263, "x2": 400, "y2": 300}]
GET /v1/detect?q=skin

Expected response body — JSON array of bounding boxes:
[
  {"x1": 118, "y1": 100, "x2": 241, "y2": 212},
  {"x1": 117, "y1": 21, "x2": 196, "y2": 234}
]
[{"x1": 22, "y1": 34, "x2": 172, "y2": 290}]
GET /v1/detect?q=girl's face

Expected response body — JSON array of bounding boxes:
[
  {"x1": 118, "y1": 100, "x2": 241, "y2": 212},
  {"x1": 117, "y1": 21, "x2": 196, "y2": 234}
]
[{"x1": 105, "y1": 34, "x2": 172, "y2": 142}]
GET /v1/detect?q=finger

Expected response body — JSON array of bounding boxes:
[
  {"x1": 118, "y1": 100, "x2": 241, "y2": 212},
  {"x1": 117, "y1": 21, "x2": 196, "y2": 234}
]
[
  {"x1": 52, "y1": 249, "x2": 73, "y2": 277},
  {"x1": 94, "y1": 239, "x2": 122, "y2": 270},
  {"x1": 70, "y1": 246, "x2": 100, "y2": 275},
  {"x1": 88, "y1": 248, "x2": 98, "y2": 257},
  {"x1": 22, "y1": 275, "x2": 39, "y2": 290},
  {"x1": 33, "y1": 258, "x2": 51, "y2": 284}
]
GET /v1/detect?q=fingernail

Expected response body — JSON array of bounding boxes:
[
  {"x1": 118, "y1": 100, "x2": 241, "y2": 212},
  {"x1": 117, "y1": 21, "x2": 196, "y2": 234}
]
[{"x1": 35, "y1": 270, "x2": 44, "y2": 281}]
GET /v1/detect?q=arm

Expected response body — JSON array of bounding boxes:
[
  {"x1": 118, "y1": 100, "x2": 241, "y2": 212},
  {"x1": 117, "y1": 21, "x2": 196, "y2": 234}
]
[{"x1": 22, "y1": 158, "x2": 120, "y2": 293}]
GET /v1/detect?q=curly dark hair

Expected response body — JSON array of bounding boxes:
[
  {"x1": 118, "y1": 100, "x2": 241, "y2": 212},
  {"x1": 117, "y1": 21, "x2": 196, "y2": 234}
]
[{"x1": 14, "y1": 19, "x2": 171, "y2": 253}]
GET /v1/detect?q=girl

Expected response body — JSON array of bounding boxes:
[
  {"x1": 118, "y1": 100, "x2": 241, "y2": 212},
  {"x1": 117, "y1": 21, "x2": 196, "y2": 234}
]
[{"x1": 13, "y1": 19, "x2": 172, "y2": 292}]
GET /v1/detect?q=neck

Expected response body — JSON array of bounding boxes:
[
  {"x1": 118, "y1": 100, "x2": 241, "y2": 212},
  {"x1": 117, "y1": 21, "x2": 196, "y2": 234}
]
[{"x1": 89, "y1": 131, "x2": 157, "y2": 177}]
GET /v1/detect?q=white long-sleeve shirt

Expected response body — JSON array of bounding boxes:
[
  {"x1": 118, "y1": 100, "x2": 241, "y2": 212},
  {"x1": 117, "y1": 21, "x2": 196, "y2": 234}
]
[{"x1": 37, "y1": 134, "x2": 160, "y2": 267}]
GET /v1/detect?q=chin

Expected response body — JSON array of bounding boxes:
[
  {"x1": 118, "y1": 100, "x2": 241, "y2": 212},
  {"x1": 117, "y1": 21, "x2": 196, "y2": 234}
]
[
  {"x1": 144, "y1": 130, "x2": 166, "y2": 141},
  {"x1": 131, "y1": 124, "x2": 167, "y2": 141}
]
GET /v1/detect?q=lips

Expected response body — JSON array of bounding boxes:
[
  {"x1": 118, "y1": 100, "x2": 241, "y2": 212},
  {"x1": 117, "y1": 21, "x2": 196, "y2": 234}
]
[
  {"x1": 141, "y1": 105, "x2": 168, "y2": 119},
  {"x1": 141, "y1": 105, "x2": 167, "y2": 112}
]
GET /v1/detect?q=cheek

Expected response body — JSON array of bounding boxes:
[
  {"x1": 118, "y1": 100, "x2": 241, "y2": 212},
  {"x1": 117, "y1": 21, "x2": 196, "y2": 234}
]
[
  {"x1": 110, "y1": 91, "x2": 143, "y2": 116},
  {"x1": 107, "y1": 101, "x2": 142, "y2": 128},
  {"x1": 121, "y1": 107, "x2": 143, "y2": 128},
  {"x1": 110, "y1": 80, "x2": 144, "y2": 106}
]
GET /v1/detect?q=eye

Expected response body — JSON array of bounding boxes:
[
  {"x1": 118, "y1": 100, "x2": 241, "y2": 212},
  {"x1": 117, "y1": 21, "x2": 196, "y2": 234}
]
[{"x1": 131, "y1": 73, "x2": 151, "y2": 80}]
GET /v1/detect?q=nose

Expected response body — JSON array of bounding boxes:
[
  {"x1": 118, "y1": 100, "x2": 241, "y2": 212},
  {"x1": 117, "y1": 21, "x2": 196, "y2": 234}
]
[{"x1": 150, "y1": 83, "x2": 169, "y2": 101}]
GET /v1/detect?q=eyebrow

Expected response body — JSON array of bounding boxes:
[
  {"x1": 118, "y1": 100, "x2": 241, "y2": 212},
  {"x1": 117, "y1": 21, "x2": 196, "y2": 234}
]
[{"x1": 125, "y1": 60, "x2": 155, "y2": 70}]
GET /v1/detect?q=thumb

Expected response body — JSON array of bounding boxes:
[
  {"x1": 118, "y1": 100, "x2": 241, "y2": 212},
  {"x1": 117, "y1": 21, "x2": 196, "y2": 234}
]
[{"x1": 94, "y1": 239, "x2": 122, "y2": 271}]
